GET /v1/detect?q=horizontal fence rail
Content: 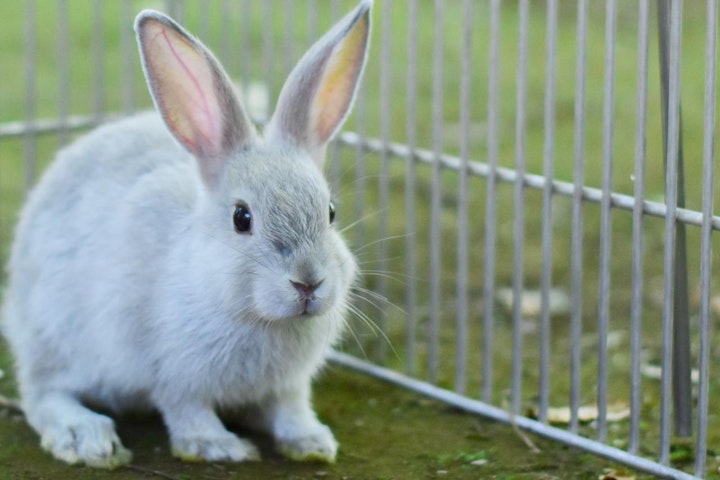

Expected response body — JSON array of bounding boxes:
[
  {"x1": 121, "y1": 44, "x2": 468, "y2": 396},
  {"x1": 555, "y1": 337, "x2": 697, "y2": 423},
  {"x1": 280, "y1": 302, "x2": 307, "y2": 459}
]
[
  {"x1": 329, "y1": 350, "x2": 700, "y2": 480},
  {"x1": 0, "y1": 1, "x2": 717, "y2": 479}
]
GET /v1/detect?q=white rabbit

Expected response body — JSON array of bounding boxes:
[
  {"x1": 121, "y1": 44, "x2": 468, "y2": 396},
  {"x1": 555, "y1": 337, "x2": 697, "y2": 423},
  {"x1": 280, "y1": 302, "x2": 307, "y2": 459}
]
[{"x1": 1, "y1": 0, "x2": 371, "y2": 469}]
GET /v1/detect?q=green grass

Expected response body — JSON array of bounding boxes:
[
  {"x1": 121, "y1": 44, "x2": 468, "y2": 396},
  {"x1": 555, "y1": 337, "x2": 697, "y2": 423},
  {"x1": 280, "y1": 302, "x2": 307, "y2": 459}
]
[
  {"x1": 0, "y1": 342, "x2": 652, "y2": 479},
  {"x1": 1, "y1": 0, "x2": 719, "y2": 478}
]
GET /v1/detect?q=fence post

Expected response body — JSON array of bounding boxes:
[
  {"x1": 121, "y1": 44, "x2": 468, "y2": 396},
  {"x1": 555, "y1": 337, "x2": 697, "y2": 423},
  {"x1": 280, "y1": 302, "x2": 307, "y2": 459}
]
[
  {"x1": 657, "y1": 0, "x2": 692, "y2": 439},
  {"x1": 695, "y1": 1, "x2": 718, "y2": 475}
]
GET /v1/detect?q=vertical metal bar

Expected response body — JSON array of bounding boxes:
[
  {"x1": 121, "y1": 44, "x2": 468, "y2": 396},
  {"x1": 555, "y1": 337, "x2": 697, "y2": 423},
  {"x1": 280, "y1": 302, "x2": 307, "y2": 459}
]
[
  {"x1": 538, "y1": 0, "x2": 557, "y2": 424},
  {"x1": 0, "y1": 31, "x2": 3, "y2": 262},
  {"x1": 428, "y1": 0, "x2": 444, "y2": 384},
  {"x1": 221, "y1": 0, "x2": 232, "y2": 69},
  {"x1": 166, "y1": 0, "x2": 185, "y2": 24},
  {"x1": 670, "y1": 78, "x2": 694, "y2": 439},
  {"x1": 198, "y1": 0, "x2": 211, "y2": 42},
  {"x1": 404, "y1": 0, "x2": 419, "y2": 377},
  {"x1": 57, "y1": 0, "x2": 71, "y2": 145},
  {"x1": 326, "y1": 0, "x2": 342, "y2": 196},
  {"x1": 657, "y1": 0, "x2": 684, "y2": 462},
  {"x1": 284, "y1": 0, "x2": 295, "y2": 77},
  {"x1": 511, "y1": 0, "x2": 529, "y2": 415},
  {"x1": 330, "y1": 0, "x2": 340, "y2": 21},
  {"x1": 629, "y1": 0, "x2": 650, "y2": 456},
  {"x1": 120, "y1": 0, "x2": 135, "y2": 114},
  {"x1": 350, "y1": 0, "x2": 366, "y2": 251},
  {"x1": 657, "y1": 0, "x2": 692, "y2": 442},
  {"x1": 569, "y1": 0, "x2": 588, "y2": 435},
  {"x1": 92, "y1": 0, "x2": 105, "y2": 122},
  {"x1": 454, "y1": 0, "x2": 472, "y2": 395},
  {"x1": 307, "y1": 0, "x2": 318, "y2": 41},
  {"x1": 352, "y1": 81, "x2": 368, "y2": 251},
  {"x1": 695, "y1": 2, "x2": 717, "y2": 475},
  {"x1": 375, "y1": 0, "x2": 392, "y2": 363},
  {"x1": 596, "y1": 0, "x2": 617, "y2": 443},
  {"x1": 262, "y1": 1, "x2": 275, "y2": 96},
  {"x1": 482, "y1": 0, "x2": 501, "y2": 404},
  {"x1": 239, "y1": 1, "x2": 251, "y2": 98},
  {"x1": 23, "y1": 0, "x2": 37, "y2": 191}
]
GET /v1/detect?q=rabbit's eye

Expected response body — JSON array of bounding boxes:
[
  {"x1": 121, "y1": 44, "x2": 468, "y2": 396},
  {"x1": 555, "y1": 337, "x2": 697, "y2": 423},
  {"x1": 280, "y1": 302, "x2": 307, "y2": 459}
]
[
  {"x1": 329, "y1": 202, "x2": 336, "y2": 225},
  {"x1": 233, "y1": 204, "x2": 252, "y2": 234}
]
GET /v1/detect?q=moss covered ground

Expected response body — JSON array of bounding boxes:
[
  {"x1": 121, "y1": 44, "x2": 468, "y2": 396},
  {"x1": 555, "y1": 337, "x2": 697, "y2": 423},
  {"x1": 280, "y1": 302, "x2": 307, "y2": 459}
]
[{"x1": 0, "y1": 346, "x2": 650, "y2": 480}]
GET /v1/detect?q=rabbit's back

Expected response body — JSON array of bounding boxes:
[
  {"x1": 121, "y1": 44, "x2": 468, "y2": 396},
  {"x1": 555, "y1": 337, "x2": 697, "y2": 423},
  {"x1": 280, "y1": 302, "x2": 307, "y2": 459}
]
[
  {"x1": 15, "y1": 112, "x2": 192, "y2": 244},
  {"x1": 32, "y1": 112, "x2": 191, "y2": 212},
  {"x1": 3, "y1": 112, "x2": 197, "y2": 403},
  {"x1": 7, "y1": 111, "x2": 194, "y2": 293}
]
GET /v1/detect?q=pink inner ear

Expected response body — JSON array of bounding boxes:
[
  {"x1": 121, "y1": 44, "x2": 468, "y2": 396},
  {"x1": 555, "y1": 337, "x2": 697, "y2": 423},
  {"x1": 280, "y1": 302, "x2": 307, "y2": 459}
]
[
  {"x1": 309, "y1": 15, "x2": 368, "y2": 145},
  {"x1": 143, "y1": 20, "x2": 223, "y2": 158}
]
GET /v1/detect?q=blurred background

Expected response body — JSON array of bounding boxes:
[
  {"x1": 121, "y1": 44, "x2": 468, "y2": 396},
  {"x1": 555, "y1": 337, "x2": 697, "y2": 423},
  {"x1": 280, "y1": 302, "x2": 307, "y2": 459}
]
[{"x1": 1, "y1": 1, "x2": 719, "y2": 477}]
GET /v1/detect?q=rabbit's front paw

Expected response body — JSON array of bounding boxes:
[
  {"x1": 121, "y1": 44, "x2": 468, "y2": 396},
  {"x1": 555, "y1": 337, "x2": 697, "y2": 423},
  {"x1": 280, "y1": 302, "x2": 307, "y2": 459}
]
[
  {"x1": 40, "y1": 415, "x2": 132, "y2": 469},
  {"x1": 276, "y1": 424, "x2": 338, "y2": 463},
  {"x1": 171, "y1": 432, "x2": 260, "y2": 463}
]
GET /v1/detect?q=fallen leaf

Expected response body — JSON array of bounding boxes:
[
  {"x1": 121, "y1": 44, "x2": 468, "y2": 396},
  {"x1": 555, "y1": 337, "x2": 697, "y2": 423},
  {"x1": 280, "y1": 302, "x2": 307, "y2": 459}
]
[
  {"x1": 599, "y1": 473, "x2": 635, "y2": 480},
  {"x1": 495, "y1": 287, "x2": 571, "y2": 317},
  {"x1": 641, "y1": 364, "x2": 699, "y2": 384},
  {"x1": 710, "y1": 294, "x2": 720, "y2": 316},
  {"x1": 599, "y1": 468, "x2": 635, "y2": 480},
  {"x1": 537, "y1": 403, "x2": 630, "y2": 425}
]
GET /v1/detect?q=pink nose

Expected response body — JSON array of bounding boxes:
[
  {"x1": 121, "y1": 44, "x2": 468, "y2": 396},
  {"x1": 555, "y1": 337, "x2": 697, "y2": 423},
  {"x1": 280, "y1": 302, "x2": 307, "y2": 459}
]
[{"x1": 290, "y1": 279, "x2": 323, "y2": 299}]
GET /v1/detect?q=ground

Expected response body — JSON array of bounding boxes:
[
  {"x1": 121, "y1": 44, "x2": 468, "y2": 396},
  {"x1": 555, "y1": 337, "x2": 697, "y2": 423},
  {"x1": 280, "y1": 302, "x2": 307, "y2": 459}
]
[{"x1": 0, "y1": 357, "x2": 650, "y2": 480}]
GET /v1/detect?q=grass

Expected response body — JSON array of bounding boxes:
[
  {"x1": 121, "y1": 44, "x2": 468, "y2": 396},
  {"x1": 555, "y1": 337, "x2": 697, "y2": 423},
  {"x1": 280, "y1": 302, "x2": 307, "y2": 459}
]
[
  {"x1": 0, "y1": 341, "x2": 652, "y2": 480},
  {"x1": 1, "y1": 0, "x2": 719, "y2": 478}
]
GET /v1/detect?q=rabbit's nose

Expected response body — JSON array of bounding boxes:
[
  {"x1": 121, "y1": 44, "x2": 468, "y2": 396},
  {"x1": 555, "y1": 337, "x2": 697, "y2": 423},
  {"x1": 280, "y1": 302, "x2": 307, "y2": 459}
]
[{"x1": 290, "y1": 279, "x2": 324, "y2": 299}]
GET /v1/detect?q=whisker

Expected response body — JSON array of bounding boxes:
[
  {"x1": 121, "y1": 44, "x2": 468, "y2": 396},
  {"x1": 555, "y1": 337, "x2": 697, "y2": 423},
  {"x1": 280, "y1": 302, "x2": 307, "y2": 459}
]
[
  {"x1": 345, "y1": 302, "x2": 382, "y2": 337},
  {"x1": 345, "y1": 302, "x2": 400, "y2": 361},
  {"x1": 357, "y1": 255, "x2": 407, "y2": 266},
  {"x1": 360, "y1": 269, "x2": 418, "y2": 284},
  {"x1": 352, "y1": 233, "x2": 411, "y2": 254},
  {"x1": 337, "y1": 309, "x2": 370, "y2": 359},
  {"x1": 338, "y1": 209, "x2": 382, "y2": 234},
  {"x1": 332, "y1": 172, "x2": 389, "y2": 197},
  {"x1": 352, "y1": 287, "x2": 407, "y2": 317}
]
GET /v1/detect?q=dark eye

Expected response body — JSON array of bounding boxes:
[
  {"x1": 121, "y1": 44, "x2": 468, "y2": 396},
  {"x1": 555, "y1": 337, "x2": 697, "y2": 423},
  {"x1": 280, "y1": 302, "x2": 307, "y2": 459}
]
[
  {"x1": 233, "y1": 204, "x2": 252, "y2": 234},
  {"x1": 329, "y1": 202, "x2": 336, "y2": 225}
]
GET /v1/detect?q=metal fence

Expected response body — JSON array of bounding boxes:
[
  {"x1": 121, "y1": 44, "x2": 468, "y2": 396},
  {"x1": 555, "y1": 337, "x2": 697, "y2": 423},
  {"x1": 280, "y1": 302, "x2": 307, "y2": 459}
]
[{"x1": 0, "y1": 1, "x2": 718, "y2": 479}]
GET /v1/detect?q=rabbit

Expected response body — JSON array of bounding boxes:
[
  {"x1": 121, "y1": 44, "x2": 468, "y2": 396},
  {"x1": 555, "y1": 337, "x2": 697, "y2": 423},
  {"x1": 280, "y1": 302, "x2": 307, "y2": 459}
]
[{"x1": 1, "y1": 0, "x2": 371, "y2": 469}]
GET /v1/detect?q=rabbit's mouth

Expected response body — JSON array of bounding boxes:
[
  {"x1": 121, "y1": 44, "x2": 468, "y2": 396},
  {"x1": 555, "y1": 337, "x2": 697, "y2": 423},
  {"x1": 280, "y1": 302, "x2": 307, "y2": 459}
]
[
  {"x1": 264, "y1": 298, "x2": 330, "y2": 321},
  {"x1": 251, "y1": 277, "x2": 336, "y2": 321},
  {"x1": 297, "y1": 297, "x2": 324, "y2": 317},
  {"x1": 291, "y1": 278, "x2": 326, "y2": 316}
]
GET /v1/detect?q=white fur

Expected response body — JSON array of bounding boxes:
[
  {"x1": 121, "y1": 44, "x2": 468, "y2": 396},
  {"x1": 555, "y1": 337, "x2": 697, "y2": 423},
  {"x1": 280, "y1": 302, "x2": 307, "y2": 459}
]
[{"x1": 1, "y1": 1, "x2": 371, "y2": 469}]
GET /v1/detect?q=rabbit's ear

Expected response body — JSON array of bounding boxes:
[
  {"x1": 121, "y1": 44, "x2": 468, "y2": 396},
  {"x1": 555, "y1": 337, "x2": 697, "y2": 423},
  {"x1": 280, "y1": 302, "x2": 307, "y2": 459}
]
[
  {"x1": 265, "y1": 0, "x2": 372, "y2": 166},
  {"x1": 135, "y1": 10, "x2": 257, "y2": 185}
]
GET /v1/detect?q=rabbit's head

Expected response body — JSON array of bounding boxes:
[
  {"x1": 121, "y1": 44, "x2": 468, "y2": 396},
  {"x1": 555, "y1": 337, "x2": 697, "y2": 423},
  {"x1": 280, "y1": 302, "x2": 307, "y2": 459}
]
[{"x1": 134, "y1": 2, "x2": 371, "y2": 322}]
